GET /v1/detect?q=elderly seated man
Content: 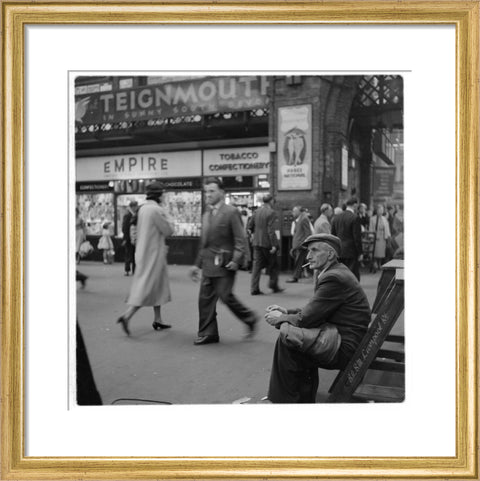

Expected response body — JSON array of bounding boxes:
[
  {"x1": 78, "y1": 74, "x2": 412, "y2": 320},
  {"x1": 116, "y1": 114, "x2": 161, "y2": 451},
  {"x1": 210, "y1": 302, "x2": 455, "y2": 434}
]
[{"x1": 265, "y1": 233, "x2": 371, "y2": 403}]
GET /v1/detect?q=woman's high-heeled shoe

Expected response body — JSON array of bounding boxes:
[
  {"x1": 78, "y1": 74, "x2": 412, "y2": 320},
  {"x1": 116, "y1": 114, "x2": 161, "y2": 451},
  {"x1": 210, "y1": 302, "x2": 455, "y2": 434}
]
[
  {"x1": 117, "y1": 316, "x2": 130, "y2": 336},
  {"x1": 152, "y1": 322, "x2": 171, "y2": 331}
]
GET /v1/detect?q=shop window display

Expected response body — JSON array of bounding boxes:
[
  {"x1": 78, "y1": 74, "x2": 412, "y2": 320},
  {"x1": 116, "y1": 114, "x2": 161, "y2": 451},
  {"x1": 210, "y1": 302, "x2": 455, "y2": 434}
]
[
  {"x1": 163, "y1": 191, "x2": 202, "y2": 237},
  {"x1": 76, "y1": 193, "x2": 115, "y2": 236},
  {"x1": 225, "y1": 191, "x2": 267, "y2": 210},
  {"x1": 116, "y1": 191, "x2": 202, "y2": 238}
]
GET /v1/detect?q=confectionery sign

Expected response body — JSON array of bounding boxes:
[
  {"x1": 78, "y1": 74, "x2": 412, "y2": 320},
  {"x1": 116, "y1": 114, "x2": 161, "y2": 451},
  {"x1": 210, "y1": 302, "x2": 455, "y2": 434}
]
[{"x1": 203, "y1": 146, "x2": 270, "y2": 176}]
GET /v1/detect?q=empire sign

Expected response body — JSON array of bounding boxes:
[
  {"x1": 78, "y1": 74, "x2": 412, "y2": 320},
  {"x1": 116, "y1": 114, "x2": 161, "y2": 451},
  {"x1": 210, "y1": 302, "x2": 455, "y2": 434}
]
[{"x1": 75, "y1": 76, "x2": 269, "y2": 125}]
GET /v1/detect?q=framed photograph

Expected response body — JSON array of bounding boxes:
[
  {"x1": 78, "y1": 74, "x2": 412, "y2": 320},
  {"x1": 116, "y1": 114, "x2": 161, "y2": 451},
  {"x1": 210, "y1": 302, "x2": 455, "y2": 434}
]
[{"x1": 2, "y1": 1, "x2": 478, "y2": 479}]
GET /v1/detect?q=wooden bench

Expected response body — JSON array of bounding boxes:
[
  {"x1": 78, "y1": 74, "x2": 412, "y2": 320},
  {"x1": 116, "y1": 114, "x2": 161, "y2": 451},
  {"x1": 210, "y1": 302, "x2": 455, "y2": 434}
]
[
  {"x1": 372, "y1": 259, "x2": 404, "y2": 314},
  {"x1": 327, "y1": 267, "x2": 405, "y2": 403}
]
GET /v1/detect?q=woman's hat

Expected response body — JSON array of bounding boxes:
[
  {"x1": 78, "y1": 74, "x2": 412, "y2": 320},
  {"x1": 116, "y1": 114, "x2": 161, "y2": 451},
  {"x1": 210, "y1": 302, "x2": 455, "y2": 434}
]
[{"x1": 146, "y1": 181, "x2": 164, "y2": 195}]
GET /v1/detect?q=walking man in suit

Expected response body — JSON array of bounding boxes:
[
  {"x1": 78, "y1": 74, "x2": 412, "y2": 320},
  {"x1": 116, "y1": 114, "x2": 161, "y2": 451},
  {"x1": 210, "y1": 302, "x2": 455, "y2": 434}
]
[
  {"x1": 286, "y1": 206, "x2": 313, "y2": 283},
  {"x1": 313, "y1": 203, "x2": 333, "y2": 234},
  {"x1": 331, "y1": 197, "x2": 363, "y2": 280},
  {"x1": 121, "y1": 200, "x2": 138, "y2": 276},
  {"x1": 190, "y1": 177, "x2": 259, "y2": 345},
  {"x1": 264, "y1": 234, "x2": 370, "y2": 403},
  {"x1": 249, "y1": 194, "x2": 283, "y2": 295}
]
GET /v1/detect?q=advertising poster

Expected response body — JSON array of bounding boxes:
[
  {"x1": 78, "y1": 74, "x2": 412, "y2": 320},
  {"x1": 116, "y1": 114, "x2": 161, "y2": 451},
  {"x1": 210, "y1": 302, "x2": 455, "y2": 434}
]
[
  {"x1": 277, "y1": 104, "x2": 312, "y2": 190},
  {"x1": 341, "y1": 145, "x2": 349, "y2": 190}
]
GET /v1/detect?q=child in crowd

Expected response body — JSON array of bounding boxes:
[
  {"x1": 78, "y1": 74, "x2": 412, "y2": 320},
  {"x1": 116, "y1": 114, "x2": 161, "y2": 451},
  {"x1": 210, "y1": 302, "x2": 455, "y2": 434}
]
[{"x1": 98, "y1": 222, "x2": 114, "y2": 264}]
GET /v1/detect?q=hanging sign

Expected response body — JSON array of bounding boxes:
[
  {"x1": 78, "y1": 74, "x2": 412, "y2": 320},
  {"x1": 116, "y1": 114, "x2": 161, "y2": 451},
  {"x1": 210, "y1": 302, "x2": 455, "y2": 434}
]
[
  {"x1": 76, "y1": 151, "x2": 202, "y2": 181},
  {"x1": 373, "y1": 166, "x2": 396, "y2": 197},
  {"x1": 277, "y1": 104, "x2": 312, "y2": 190},
  {"x1": 341, "y1": 145, "x2": 349, "y2": 190}
]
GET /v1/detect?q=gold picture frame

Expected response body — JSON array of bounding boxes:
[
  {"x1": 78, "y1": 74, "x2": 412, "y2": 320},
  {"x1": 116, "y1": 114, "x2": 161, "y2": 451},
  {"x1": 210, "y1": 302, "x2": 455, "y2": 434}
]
[{"x1": 1, "y1": 1, "x2": 478, "y2": 478}]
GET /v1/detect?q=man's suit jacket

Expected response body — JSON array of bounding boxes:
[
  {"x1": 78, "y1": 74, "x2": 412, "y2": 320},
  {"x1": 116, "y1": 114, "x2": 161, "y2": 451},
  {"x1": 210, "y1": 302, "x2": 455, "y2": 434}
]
[
  {"x1": 292, "y1": 212, "x2": 313, "y2": 250},
  {"x1": 122, "y1": 210, "x2": 134, "y2": 244},
  {"x1": 278, "y1": 261, "x2": 371, "y2": 364},
  {"x1": 313, "y1": 214, "x2": 331, "y2": 234},
  {"x1": 250, "y1": 205, "x2": 279, "y2": 249},
  {"x1": 195, "y1": 203, "x2": 246, "y2": 277},
  {"x1": 331, "y1": 210, "x2": 362, "y2": 259}
]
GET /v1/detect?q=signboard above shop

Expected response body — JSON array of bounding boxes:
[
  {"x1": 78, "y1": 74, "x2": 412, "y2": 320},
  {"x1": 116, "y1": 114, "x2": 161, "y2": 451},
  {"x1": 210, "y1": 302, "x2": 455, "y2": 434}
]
[
  {"x1": 75, "y1": 76, "x2": 270, "y2": 125},
  {"x1": 203, "y1": 146, "x2": 270, "y2": 176},
  {"x1": 77, "y1": 151, "x2": 202, "y2": 182}
]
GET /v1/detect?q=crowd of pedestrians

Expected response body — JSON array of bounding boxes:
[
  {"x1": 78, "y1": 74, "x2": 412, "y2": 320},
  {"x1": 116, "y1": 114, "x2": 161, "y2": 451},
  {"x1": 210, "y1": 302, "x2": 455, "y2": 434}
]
[{"x1": 77, "y1": 178, "x2": 404, "y2": 404}]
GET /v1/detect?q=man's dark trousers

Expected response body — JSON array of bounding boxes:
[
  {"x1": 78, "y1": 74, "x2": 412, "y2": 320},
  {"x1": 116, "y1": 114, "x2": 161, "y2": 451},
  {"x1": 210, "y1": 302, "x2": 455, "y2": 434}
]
[
  {"x1": 251, "y1": 246, "x2": 279, "y2": 292},
  {"x1": 198, "y1": 272, "x2": 254, "y2": 337},
  {"x1": 124, "y1": 242, "x2": 136, "y2": 274},
  {"x1": 292, "y1": 248, "x2": 308, "y2": 280},
  {"x1": 268, "y1": 338, "x2": 320, "y2": 403}
]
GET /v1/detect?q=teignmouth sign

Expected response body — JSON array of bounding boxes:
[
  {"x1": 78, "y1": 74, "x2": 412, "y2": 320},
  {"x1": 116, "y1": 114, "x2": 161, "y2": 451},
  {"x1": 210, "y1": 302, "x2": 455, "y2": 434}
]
[{"x1": 75, "y1": 76, "x2": 270, "y2": 125}]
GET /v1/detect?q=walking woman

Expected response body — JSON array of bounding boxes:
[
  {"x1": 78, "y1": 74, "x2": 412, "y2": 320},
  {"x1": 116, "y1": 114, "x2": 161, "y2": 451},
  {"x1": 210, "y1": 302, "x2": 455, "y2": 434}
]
[
  {"x1": 76, "y1": 207, "x2": 88, "y2": 287},
  {"x1": 369, "y1": 204, "x2": 391, "y2": 271},
  {"x1": 75, "y1": 207, "x2": 86, "y2": 264},
  {"x1": 117, "y1": 182, "x2": 175, "y2": 336}
]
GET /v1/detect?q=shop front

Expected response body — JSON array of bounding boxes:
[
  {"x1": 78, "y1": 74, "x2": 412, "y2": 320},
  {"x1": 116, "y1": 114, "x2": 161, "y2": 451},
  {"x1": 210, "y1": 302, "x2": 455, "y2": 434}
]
[
  {"x1": 76, "y1": 150, "x2": 203, "y2": 264},
  {"x1": 203, "y1": 145, "x2": 270, "y2": 217},
  {"x1": 76, "y1": 144, "x2": 270, "y2": 265}
]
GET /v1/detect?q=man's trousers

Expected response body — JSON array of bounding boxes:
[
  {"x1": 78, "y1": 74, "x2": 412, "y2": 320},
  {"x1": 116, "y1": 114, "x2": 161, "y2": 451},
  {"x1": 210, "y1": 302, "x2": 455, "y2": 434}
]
[
  {"x1": 198, "y1": 272, "x2": 255, "y2": 337},
  {"x1": 268, "y1": 337, "x2": 320, "y2": 403},
  {"x1": 292, "y1": 248, "x2": 308, "y2": 280},
  {"x1": 250, "y1": 246, "x2": 280, "y2": 292}
]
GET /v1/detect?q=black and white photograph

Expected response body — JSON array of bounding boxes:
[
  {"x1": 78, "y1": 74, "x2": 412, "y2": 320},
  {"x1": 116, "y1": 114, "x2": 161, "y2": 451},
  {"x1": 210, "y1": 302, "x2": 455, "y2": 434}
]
[
  {"x1": 74, "y1": 74, "x2": 405, "y2": 405},
  {"x1": 3, "y1": 0, "x2": 477, "y2": 475}
]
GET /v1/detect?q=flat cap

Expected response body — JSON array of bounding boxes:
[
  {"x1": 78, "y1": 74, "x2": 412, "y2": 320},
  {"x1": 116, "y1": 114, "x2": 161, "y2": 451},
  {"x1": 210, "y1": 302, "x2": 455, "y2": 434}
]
[
  {"x1": 146, "y1": 181, "x2": 164, "y2": 195},
  {"x1": 302, "y1": 233, "x2": 341, "y2": 256}
]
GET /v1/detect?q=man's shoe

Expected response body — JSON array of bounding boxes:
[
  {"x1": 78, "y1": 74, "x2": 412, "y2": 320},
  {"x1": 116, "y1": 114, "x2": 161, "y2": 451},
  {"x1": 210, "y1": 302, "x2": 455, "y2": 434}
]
[
  {"x1": 244, "y1": 314, "x2": 259, "y2": 340},
  {"x1": 152, "y1": 322, "x2": 172, "y2": 330},
  {"x1": 250, "y1": 290, "x2": 264, "y2": 295},
  {"x1": 271, "y1": 287, "x2": 285, "y2": 293},
  {"x1": 286, "y1": 278, "x2": 298, "y2": 283},
  {"x1": 193, "y1": 335, "x2": 219, "y2": 345}
]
